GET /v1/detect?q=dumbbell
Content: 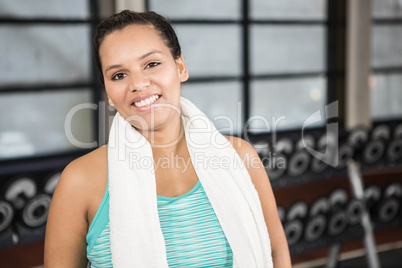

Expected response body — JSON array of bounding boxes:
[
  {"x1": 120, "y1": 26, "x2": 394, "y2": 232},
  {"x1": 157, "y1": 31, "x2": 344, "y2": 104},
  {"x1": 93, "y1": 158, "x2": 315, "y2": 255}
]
[
  {"x1": 4, "y1": 176, "x2": 37, "y2": 211},
  {"x1": 362, "y1": 124, "x2": 390, "y2": 164},
  {"x1": 386, "y1": 124, "x2": 402, "y2": 162},
  {"x1": 310, "y1": 133, "x2": 337, "y2": 173},
  {"x1": 295, "y1": 134, "x2": 315, "y2": 152},
  {"x1": 21, "y1": 193, "x2": 52, "y2": 228},
  {"x1": 327, "y1": 189, "x2": 349, "y2": 237},
  {"x1": 287, "y1": 137, "x2": 311, "y2": 177},
  {"x1": 364, "y1": 185, "x2": 382, "y2": 222},
  {"x1": 254, "y1": 140, "x2": 275, "y2": 178},
  {"x1": 43, "y1": 171, "x2": 62, "y2": 195},
  {"x1": 375, "y1": 183, "x2": 402, "y2": 224},
  {"x1": 3, "y1": 176, "x2": 51, "y2": 228},
  {"x1": 0, "y1": 199, "x2": 14, "y2": 234},
  {"x1": 347, "y1": 126, "x2": 369, "y2": 162},
  {"x1": 304, "y1": 197, "x2": 329, "y2": 242},
  {"x1": 395, "y1": 123, "x2": 402, "y2": 138},
  {"x1": 283, "y1": 201, "x2": 307, "y2": 246},
  {"x1": 266, "y1": 138, "x2": 292, "y2": 180},
  {"x1": 336, "y1": 142, "x2": 354, "y2": 169},
  {"x1": 0, "y1": 199, "x2": 15, "y2": 249},
  {"x1": 346, "y1": 198, "x2": 365, "y2": 226}
]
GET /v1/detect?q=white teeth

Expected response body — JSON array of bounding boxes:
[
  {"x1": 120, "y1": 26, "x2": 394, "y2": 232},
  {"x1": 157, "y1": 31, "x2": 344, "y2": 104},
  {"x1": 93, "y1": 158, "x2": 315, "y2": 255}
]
[{"x1": 134, "y1": 94, "x2": 160, "y2": 107}]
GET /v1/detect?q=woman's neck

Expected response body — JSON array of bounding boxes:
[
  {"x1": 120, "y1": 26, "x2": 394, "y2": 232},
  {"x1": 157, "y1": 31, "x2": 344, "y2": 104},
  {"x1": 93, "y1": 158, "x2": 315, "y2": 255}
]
[{"x1": 137, "y1": 113, "x2": 185, "y2": 156}]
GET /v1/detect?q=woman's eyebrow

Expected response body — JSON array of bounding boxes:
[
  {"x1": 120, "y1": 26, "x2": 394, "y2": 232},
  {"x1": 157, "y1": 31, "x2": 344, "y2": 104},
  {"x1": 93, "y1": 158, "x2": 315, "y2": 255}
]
[
  {"x1": 139, "y1": 50, "x2": 162, "y2": 60},
  {"x1": 104, "y1": 64, "x2": 123, "y2": 74},
  {"x1": 104, "y1": 50, "x2": 162, "y2": 74}
]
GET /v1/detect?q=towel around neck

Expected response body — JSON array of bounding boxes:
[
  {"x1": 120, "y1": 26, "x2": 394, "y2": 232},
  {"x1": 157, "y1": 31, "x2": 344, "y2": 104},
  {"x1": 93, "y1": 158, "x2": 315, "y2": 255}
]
[{"x1": 107, "y1": 96, "x2": 273, "y2": 267}]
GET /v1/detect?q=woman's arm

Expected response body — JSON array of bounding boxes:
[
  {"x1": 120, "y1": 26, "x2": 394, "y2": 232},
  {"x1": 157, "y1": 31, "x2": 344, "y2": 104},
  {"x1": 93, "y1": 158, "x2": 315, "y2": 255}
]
[
  {"x1": 226, "y1": 136, "x2": 292, "y2": 268},
  {"x1": 44, "y1": 160, "x2": 90, "y2": 268}
]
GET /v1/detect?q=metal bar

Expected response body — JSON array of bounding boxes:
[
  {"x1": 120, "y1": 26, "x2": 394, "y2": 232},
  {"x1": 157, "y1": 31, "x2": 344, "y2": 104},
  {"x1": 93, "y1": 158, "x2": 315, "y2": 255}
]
[
  {"x1": 372, "y1": 67, "x2": 402, "y2": 73},
  {"x1": 145, "y1": 0, "x2": 150, "y2": 11},
  {"x1": 90, "y1": 0, "x2": 102, "y2": 148},
  {"x1": 174, "y1": 72, "x2": 328, "y2": 83},
  {"x1": 186, "y1": 76, "x2": 242, "y2": 84},
  {"x1": 326, "y1": 243, "x2": 341, "y2": 268},
  {"x1": 345, "y1": 0, "x2": 372, "y2": 130},
  {"x1": 171, "y1": 20, "x2": 241, "y2": 24},
  {"x1": 251, "y1": 20, "x2": 326, "y2": 25},
  {"x1": 373, "y1": 19, "x2": 402, "y2": 24},
  {"x1": 0, "y1": 18, "x2": 91, "y2": 24},
  {"x1": 242, "y1": 0, "x2": 250, "y2": 133},
  {"x1": 252, "y1": 72, "x2": 326, "y2": 80},
  {"x1": 0, "y1": 84, "x2": 95, "y2": 93},
  {"x1": 171, "y1": 20, "x2": 327, "y2": 25},
  {"x1": 347, "y1": 160, "x2": 381, "y2": 268}
]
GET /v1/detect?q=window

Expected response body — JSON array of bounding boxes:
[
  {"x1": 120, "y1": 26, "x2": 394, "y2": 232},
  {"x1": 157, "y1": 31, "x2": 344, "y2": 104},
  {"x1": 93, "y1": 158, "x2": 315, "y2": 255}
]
[
  {"x1": 0, "y1": 0, "x2": 101, "y2": 160},
  {"x1": 370, "y1": 0, "x2": 402, "y2": 120},
  {"x1": 147, "y1": 0, "x2": 330, "y2": 135}
]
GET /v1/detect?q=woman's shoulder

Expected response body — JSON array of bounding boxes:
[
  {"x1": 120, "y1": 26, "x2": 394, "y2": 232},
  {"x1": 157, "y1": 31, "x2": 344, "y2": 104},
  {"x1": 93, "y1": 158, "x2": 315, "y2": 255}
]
[
  {"x1": 63, "y1": 145, "x2": 107, "y2": 180},
  {"x1": 223, "y1": 135, "x2": 264, "y2": 177},
  {"x1": 45, "y1": 146, "x2": 107, "y2": 266},
  {"x1": 54, "y1": 146, "x2": 108, "y2": 203},
  {"x1": 223, "y1": 135, "x2": 258, "y2": 158}
]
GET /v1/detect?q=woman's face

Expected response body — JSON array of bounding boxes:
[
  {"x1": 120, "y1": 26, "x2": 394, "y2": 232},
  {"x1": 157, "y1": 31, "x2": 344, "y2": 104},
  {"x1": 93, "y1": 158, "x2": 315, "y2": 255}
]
[{"x1": 99, "y1": 24, "x2": 188, "y2": 131}]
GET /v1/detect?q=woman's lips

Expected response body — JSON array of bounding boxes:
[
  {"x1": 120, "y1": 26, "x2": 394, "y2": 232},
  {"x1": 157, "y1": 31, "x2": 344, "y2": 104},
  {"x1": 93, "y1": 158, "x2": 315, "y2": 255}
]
[
  {"x1": 131, "y1": 93, "x2": 160, "y2": 107},
  {"x1": 131, "y1": 94, "x2": 162, "y2": 112}
]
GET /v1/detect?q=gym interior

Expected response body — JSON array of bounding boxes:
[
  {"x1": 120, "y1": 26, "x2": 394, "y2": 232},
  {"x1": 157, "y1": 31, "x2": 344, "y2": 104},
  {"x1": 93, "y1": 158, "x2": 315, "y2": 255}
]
[{"x1": 0, "y1": 0, "x2": 402, "y2": 267}]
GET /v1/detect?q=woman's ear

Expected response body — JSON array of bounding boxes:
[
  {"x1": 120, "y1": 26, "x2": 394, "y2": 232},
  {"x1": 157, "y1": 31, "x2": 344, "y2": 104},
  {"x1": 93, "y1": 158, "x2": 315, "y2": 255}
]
[
  {"x1": 176, "y1": 55, "x2": 189, "y2": 82},
  {"x1": 108, "y1": 97, "x2": 115, "y2": 107}
]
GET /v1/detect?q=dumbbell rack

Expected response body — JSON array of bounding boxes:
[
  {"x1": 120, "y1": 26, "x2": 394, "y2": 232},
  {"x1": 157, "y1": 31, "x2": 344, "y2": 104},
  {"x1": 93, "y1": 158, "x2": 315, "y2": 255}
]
[
  {"x1": 248, "y1": 120, "x2": 402, "y2": 266},
  {"x1": 0, "y1": 151, "x2": 89, "y2": 250}
]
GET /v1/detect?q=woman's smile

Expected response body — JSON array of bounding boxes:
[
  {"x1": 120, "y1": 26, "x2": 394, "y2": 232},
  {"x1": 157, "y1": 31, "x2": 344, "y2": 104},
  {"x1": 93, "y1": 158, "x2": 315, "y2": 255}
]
[{"x1": 131, "y1": 93, "x2": 162, "y2": 112}]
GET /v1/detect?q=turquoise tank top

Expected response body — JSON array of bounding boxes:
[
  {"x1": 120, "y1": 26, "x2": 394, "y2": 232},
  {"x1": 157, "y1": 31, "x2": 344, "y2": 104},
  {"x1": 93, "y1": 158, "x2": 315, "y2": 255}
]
[{"x1": 86, "y1": 179, "x2": 233, "y2": 267}]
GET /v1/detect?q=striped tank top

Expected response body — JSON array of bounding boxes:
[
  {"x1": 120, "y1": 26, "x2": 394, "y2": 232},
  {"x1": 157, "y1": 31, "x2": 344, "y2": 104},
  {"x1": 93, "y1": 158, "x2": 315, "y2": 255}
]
[{"x1": 86, "y1": 179, "x2": 233, "y2": 267}]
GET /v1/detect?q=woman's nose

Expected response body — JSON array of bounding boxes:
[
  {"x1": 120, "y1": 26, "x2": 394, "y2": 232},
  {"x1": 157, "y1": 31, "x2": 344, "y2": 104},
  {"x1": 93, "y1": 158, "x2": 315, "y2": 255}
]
[{"x1": 129, "y1": 71, "x2": 150, "y2": 92}]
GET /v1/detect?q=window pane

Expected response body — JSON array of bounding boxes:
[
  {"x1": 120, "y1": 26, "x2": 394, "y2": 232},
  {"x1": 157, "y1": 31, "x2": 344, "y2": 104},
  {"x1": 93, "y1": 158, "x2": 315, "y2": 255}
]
[
  {"x1": 249, "y1": 77, "x2": 327, "y2": 133},
  {"x1": 175, "y1": 25, "x2": 242, "y2": 77},
  {"x1": 181, "y1": 81, "x2": 243, "y2": 135},
  {"x1": 372, "y1": 0, "x2": 402, "y2": 19},
  {"x1": 0, "y1": 89, "x2": 95, "y2": 159},
  {"x1": 372, "y1": 25, "x2": 402, "y2": 68},
  {"x1": 250, "y1": 25, "x2": 326, "y2": 75},
  {"x1": 0, "y1": 25, "x2": 91, "y2": 87},
  {"x1": 370, "y1": 73, "x2": 402, "y2": 120},
  {"x1": 149, "y1": 0, "x2": 241, "y2": 20},
  {"x1": 250, "y1": 0, "x2": 327, "y2": 20},
  {"x1": 0, "y1": 0, "x2": 89, "y2": 19}
]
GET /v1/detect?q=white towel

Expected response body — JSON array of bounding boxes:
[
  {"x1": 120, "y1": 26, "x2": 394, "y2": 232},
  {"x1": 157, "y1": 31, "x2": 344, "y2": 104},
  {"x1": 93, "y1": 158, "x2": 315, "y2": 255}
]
[{"x1": 108, "y1": 96, "x2": 272, "y2": 267}]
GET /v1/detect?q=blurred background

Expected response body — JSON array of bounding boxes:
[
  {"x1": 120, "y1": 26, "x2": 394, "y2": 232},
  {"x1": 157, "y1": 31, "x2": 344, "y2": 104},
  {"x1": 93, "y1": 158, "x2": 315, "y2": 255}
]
[{"x1": 0, "y1": 0, "x2": 402, "y2": 267}]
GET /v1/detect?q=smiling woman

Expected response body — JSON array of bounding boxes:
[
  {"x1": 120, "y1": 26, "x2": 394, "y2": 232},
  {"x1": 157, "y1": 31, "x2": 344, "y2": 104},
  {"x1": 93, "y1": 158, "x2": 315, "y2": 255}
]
[
  {"x1": 44, "y1": 10, "x2": 291, "y2": 268},
  {"x1": 99, "y1": 23, "x2": 188, "y2": 133}
]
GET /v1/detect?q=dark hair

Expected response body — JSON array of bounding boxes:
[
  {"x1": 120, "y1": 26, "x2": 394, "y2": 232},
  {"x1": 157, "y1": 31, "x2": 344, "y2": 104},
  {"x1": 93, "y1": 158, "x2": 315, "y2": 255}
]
[{"x1": 94, "y1": 10, "x2": 182, "y2": 84}]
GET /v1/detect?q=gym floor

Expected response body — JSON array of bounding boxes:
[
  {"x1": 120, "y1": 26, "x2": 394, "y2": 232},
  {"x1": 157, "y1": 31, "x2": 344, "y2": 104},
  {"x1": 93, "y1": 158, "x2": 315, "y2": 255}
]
[
  {"x1": 314, "y1": 247, "x2": 402, "y2": 268},
  {"x1": 298, "y1": 246, "x2": 402, "y2": 268}
]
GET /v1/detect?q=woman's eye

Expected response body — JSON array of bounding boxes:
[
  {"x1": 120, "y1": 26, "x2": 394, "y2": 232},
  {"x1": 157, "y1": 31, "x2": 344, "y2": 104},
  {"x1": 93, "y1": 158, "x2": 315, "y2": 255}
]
[
  {"x1": 112, "y1": 73, "x2": 126, "y2": 80},
  {"x1": 145, "y1": 62, "x2": 160, "y2": 69}
]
